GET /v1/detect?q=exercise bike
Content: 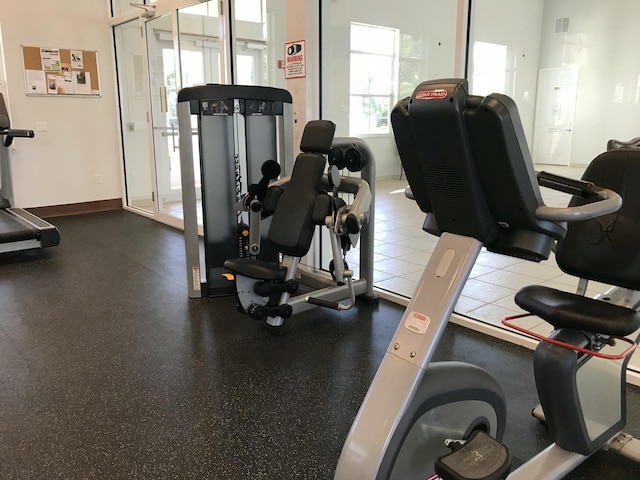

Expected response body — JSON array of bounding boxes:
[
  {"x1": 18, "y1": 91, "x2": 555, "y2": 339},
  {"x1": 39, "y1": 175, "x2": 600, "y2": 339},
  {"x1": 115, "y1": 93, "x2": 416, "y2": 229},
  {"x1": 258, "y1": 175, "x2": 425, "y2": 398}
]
[{"x1": 334, "y1": 78, "x2": 640, "y2": 479}]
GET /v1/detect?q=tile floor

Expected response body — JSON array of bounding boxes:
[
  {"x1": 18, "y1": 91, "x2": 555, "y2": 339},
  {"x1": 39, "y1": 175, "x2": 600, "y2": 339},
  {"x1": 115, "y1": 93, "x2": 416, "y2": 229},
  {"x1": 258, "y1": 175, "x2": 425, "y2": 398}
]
[{"x1": 348, "y1": 165, "x2": 640, "y2": 372}]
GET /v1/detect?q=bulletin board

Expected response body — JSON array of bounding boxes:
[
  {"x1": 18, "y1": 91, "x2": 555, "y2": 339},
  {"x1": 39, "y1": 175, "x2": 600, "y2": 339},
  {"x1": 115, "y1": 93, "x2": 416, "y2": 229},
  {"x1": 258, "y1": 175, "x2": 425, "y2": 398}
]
[{"x1": 21, "y1": 46, "x2": 101, "y2": 97}]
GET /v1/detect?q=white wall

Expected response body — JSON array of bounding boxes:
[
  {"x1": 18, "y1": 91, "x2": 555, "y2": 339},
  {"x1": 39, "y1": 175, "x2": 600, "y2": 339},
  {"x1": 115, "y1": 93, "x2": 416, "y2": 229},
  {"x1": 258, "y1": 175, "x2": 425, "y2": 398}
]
[
  {"x1": 539, "y1": 0, "x2": 640, "y2": 164},
  {"x1": 0, "y1": 0, "x2": 121, "y2": 208},
  {"x1": 469, "y1": 0, "x2": 544, "y2": 141}
]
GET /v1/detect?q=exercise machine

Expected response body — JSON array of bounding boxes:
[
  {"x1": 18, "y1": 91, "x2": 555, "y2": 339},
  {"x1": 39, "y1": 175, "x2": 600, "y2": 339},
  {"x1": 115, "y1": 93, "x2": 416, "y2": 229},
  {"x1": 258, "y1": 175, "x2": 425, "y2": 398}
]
[
  {"x1": 0, "y1": 93, "x2": 60, "y2": 254},
  {"x1": 177, "y1": 84, "x2": 294, "y2": 297},
  {"x1": 224, "y1": 120, "x2": 378, "y2": 334},
  {"x1": 334, "y1": 78, "x2": 640, "y2": 479}
]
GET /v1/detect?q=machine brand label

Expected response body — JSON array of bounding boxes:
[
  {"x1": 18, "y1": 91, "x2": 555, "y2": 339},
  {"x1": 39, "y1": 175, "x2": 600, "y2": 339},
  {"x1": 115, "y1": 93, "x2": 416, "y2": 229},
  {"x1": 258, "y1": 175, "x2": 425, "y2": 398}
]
[
  {"x1": 405, "y1": 311, "x2": 431, "y2": 334},
  {"x1": 415, "y1": 89, "x2": 448, "y2": 100}
]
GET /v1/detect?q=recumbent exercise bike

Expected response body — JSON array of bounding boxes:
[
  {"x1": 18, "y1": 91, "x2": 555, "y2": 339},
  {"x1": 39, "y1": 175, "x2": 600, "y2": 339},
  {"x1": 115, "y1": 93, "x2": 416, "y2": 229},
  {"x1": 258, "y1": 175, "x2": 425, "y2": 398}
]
[{"x1": 334, "y1": 78, "x2": 640, "y2": 479}]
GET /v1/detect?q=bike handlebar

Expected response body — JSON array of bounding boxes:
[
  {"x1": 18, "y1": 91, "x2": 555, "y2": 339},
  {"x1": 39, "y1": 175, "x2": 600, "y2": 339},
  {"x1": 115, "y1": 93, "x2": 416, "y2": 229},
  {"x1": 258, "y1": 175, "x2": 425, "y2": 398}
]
[{"x1": 535, "y1": 171, "x2": 622, "y2": 222}]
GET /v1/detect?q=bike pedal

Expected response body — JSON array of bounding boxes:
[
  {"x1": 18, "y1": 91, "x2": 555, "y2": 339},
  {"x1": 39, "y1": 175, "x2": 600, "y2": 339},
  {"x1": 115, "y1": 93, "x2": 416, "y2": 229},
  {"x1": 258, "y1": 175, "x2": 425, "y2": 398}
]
[{"x1": 435, "y1": 430, "x2": 511, "y2": 480}]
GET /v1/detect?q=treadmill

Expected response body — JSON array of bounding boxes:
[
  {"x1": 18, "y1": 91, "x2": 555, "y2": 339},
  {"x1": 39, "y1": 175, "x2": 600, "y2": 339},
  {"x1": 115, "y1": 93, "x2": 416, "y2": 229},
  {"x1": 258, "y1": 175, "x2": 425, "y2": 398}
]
[{"x1": 0, "y1": 93, "x2": 60, "y2": 253}]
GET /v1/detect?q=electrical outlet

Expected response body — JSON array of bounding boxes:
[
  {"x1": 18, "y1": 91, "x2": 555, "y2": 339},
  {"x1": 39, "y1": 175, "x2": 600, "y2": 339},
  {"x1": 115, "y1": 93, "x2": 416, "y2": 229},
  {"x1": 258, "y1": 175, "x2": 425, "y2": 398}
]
[
  {"x1": 95, "y1": 174, "x2": 102, "y2": 184},
  {"x1": 35, "y1": 121, "x2": 47, "y2": 132}
]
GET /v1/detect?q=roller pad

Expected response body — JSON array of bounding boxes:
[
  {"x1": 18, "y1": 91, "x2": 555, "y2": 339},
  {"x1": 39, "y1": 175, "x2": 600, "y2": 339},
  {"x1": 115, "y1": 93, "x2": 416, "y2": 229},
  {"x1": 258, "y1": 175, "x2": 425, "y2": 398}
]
[
  {"x1": 299, "y1": 120, "x2": 336, "y2": 154},
  {"x1": 435, "y1": 431, "x2": 511, "y2": 480}
]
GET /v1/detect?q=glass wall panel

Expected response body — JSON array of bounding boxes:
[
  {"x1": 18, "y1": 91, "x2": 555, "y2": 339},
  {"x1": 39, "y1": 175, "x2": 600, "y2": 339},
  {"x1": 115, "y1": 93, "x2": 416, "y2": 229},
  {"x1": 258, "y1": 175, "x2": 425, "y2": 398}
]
[
  {"x1": 232, "y1": 0, "x2": 287, "y2": 88},
  {"x1": 469, "y1": 0, "x2": 640, "y2": 166},
  {"x1": 466, "y1": 1, "x2": 640, "y2": 374},
  {"x1": 321, "y1": 0, "x2": 460, "y2": 295},
  {"x1": 146, "y1": 13, "x2": 180, "y2": 217},
  {"x1": 176, "y1": 0, "x2": 224, "y2": 222},
  {"x1": 178, "y1": 1, "x2": 221, "y2": 87}
]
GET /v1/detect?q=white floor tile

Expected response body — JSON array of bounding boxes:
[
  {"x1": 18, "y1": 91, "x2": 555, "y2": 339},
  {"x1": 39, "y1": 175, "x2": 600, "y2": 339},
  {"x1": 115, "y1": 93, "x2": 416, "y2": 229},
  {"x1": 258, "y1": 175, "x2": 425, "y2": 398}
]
[
  {"x1": 505, "y1": 261, "x2": 564, "y2": 281},
  {"x1": 475, "y1": 270, "x2": 543, "y2": 290},
  {"x1": 462, "y1": 279, "x2": 518, "y2": 303},
  {"x1": 373, "y1": 257, "x2": 425, "y2": 276},
  {"x1": 466, "y1": 303, "x2": 527, "y2": 328},
  {"x1": 455, "y1": 295, "x2": 487, "y2": 314},
  {"x1": 376, "y1": 244, "x2": 422, "y2": 259},
  {"x1": 375, "y1": 276, "x2": 418, "y2": 298},
  {"x1": 469, "y1": 263, "x2": 497, "y2": 278},
  {"x1": 476, "y1": 251, "x2": 525, "y2": 269}
]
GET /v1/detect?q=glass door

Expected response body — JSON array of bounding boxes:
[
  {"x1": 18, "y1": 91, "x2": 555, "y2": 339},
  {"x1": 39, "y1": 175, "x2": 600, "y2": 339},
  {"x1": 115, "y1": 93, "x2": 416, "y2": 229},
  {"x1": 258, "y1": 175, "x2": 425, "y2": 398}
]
[
  {"x1": 231, "y1": 0, "x2": 287, "y2": 89},
  {"x1": 114, "y1": 19, "x2": 155, "y2": 214},
  {"x1": 146, "y1": 13, "x2": 181, "y2": 220},
  {"x1": 175, "y1": 1, "x2": 224, "y2": 224},
  {"x1": 115, "y1": 0, "x2": 287, "y2": 227}
]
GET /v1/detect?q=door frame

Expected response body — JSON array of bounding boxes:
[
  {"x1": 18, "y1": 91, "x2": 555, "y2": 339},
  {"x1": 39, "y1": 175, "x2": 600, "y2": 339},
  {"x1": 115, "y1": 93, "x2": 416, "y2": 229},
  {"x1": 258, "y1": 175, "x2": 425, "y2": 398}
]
[{"x1": 110, "y1": 0, "x2": 231, "y2": 231}]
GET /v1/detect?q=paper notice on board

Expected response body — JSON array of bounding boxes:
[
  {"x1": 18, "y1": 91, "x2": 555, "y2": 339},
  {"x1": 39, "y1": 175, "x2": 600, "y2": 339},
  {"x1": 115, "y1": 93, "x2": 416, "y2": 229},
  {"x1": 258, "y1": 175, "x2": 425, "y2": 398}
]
[
  {"x1": 26, "y1": 69, "x2": 47, "y2": 94},
  {"x1": 46, "y1": 74, "x2": 60, "y2": 94},
  {"x1": 40, "y1": 47, "x2": 61, "y2": 71},
  {"x1": 73, "y1": 71, "x2": 91, "y2": 95},
  {"x1": 61, "y1": 66, "x2": 73, "y2": 94},
  {"x1": 70, "y1": 50, "x2": 83, "y2": 69}
]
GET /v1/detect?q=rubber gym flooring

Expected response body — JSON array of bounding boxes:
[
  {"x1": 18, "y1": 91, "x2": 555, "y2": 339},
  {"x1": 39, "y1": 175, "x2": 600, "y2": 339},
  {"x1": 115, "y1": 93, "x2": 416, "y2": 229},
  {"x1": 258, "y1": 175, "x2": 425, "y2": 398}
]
[{"x1": 1, "y1": 210, "x2": 639, "y2": 479}]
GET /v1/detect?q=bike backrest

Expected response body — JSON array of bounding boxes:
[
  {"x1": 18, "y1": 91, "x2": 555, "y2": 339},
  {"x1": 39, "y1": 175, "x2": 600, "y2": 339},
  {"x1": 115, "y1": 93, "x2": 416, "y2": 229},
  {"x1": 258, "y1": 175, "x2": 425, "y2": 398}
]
[
  {"x1": 464, "y1": 93, "x2": 566, "y2": 260},
  {"x1": 392, "y1": 78, "x2": 566, "y2": 261},
  {"x1": 556, "y1": 149, "x2": 640, "y2": 290},
  {"x1": 607, "y1": 137, "x2": 640, "y2": 150},
  {"x1": 393, "y1": 79, "x2": 498, "y2": 244},
  {"x1": 390, "y1": 97, "x2": 434, "y2": 218}
]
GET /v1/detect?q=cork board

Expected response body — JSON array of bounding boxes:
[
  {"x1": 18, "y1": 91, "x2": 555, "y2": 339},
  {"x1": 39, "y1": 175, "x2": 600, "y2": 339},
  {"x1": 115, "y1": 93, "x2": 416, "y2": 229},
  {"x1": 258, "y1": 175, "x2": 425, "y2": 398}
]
[{"x1": 22, "y1": 46, "x2": 101, "y2": 96}]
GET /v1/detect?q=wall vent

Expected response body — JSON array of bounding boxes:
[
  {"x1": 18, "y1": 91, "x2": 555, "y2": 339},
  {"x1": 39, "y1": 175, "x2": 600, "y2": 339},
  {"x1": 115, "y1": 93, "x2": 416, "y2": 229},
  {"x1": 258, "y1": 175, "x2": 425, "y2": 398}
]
[{"x1": 555, "y1": 17, "x2": 570, "y2": 33}]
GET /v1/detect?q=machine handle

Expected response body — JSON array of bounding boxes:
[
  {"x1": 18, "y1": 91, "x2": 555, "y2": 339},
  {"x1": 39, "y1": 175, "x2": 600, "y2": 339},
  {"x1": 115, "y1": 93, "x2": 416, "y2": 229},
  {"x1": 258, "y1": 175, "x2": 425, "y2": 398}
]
[
  {"x1": 305, "y1": 296, "x2": 341, "y2": 310},
  {"x1": 537, "y1": 171, "x2": 594, "y2": 197},
  {"x1": 535, "y1": 174, "x2": 621, "y2": 222},
  {"x1": 0, "y1": 128, "x2": 35, "y2": 147},
  {"x1": 160, "y1": 86, "x2": 168, "y2": 113}
]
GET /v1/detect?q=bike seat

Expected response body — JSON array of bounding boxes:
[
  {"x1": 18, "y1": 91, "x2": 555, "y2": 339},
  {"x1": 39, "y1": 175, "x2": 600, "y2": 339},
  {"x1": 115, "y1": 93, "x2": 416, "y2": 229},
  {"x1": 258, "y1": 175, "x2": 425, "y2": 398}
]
[{"x1": 515, "y1": 285, "x2": 640, "y2": 336}]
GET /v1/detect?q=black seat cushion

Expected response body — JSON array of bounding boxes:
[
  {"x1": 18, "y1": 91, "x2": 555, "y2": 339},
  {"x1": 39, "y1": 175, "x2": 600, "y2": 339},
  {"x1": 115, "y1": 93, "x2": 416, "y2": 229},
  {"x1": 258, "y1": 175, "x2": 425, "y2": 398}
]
[
  {"x1": 223, "y1": 257, "x2": 285, "y2": 281},
  {"x1": 515, "y1": 285, "x2": 640, "y2": 336}
]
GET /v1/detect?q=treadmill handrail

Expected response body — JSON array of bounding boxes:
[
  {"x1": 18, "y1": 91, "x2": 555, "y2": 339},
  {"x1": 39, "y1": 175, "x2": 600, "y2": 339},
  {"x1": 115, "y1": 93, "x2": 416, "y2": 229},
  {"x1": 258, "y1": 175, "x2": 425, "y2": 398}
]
[{"x1": 1, "y1": 128, "x2": 35, "y2": 147}]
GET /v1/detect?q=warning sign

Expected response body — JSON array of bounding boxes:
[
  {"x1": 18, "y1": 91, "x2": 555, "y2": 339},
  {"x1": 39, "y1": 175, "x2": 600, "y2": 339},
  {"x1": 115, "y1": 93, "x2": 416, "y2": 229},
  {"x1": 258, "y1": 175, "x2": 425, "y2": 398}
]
[{"x1": 284, "y1": 40, "x2": 306, "y2": 79}]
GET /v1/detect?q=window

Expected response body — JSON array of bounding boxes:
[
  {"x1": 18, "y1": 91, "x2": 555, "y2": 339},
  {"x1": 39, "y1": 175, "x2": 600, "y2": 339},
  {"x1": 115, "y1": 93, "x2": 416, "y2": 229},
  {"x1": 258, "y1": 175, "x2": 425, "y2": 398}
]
[
  {"x1": 472, "y1": 41, "x2": 508, "y2": 96},
  {"x1": 236, "y1": 0, "x2": 262, "y2": 22},
  {"x1": 398, "y1": 33, "x2": 423, "y2": 100},
  {"x1": 349, "y1": 23, "x2": 398, "y2": 135}
]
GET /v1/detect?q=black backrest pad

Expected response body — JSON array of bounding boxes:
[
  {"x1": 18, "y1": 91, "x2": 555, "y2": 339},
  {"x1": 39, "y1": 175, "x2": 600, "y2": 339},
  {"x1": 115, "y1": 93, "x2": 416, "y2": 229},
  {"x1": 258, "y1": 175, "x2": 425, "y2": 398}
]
[
  {"x1": 268, "y1": 152, "x2": 326, "y2": 256},
  {"x1": 557, "y1": 149, "x2": 640, "y2": 290},
  {"x1": 300, "y1": 120, "x2": 336, "y2": 154},
  {"x1": 403, "y1": 79, "x2": 498, "y2": 243},
  {"x1": 391, "y1": 97, "x2": 434, "y2": 214},
  {"x1": 465, "y1": 94, "x2": 566, "y2": 260}
]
